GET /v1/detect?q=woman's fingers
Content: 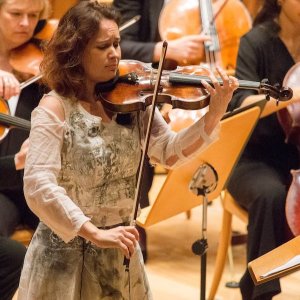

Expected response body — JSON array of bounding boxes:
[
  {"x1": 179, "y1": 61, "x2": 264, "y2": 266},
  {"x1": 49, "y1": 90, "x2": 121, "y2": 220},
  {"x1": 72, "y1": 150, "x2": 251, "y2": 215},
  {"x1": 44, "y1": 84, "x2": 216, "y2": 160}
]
[
  {"x1": 94, "y1": 226, "x2": 140, "y2": 258},
  {"x1": 201, "y1": 67, "x2": 238, "y2": 95},
  {"x1": 216, "y1": 67, "x2": 230, "y2": 89},
  {"x1": 0, "y1": 71, "x2": 20, "y2": 99}
]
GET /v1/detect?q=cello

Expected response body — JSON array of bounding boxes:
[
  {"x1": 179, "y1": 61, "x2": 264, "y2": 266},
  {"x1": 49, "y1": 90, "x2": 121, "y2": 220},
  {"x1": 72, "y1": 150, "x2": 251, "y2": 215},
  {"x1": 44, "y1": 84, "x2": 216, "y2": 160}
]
[
  {"x1": 279, "y1": 62, "x2": 300, "y2": 236},
  {"x1": 158, "y1": 0, "x2": 252, "y2": 131},
  {"x1": 159, "y1": 0, "x2": 252, "y2": 71}
]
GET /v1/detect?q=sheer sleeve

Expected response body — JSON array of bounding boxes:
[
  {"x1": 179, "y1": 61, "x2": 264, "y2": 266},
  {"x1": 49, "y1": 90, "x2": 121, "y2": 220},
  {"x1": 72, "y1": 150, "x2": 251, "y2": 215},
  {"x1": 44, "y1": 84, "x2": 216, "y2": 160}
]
[
  {"x1": 140, "y1": 107, "x2": 220, "y2": 169},
  {"x1": 24, "y1": 107, "x2": 90, "y2": 243}
]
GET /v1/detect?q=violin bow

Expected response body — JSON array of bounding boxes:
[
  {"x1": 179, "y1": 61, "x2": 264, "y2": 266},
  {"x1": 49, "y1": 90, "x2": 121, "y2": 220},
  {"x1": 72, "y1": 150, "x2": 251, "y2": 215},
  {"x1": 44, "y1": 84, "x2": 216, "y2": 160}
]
[
  {"x1": 124, "y1": 41, "x2": 168, "y2": 271},
  {"x1": 119, "y1": 15, "x2": 141, "y2": 32}
]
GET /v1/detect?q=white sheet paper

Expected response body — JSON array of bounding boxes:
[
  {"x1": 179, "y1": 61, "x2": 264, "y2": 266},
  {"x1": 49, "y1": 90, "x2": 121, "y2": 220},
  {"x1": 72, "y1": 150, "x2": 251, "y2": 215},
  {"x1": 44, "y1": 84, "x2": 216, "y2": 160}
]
[{"x1": 260, "y1": 255, "x2": 300, "y2": 278}]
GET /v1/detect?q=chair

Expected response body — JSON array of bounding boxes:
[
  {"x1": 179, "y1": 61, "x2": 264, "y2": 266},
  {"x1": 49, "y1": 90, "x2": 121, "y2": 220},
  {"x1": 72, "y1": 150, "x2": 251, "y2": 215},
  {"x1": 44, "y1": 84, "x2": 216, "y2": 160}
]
[
  {"x1": 10, "y1": 226, "x2": 34, "y2": 247},
  {"x1": 208, "y1": 100, "x2": 290, "y2": 299},
  {"x1": 208, "y1": 190, "x2": 248, "y2": 300},
  {"x1": 137, "y1": 101, "x2": 264, "y2": 228}
]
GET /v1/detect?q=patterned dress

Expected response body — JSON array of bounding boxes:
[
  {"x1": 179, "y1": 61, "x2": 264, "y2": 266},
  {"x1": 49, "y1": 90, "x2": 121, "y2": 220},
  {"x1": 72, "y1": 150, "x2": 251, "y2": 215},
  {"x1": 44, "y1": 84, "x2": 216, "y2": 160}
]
[
  {"x1": 19, "y1": 93, "x2": 149, "y2": 300},
  {"x1": 18, "y1": 91, "x2": 219, "y2": 299}
]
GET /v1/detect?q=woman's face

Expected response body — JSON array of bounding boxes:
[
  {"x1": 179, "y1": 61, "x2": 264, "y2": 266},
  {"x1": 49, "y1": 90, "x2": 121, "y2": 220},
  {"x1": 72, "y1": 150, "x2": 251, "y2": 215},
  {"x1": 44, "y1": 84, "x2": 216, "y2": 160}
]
[
  {"x1": 82, "y1": 18, "x2": 121, "y2": 85},
  {"x1": 0, "y1": 0, "x2": 43, "y2": 50}
]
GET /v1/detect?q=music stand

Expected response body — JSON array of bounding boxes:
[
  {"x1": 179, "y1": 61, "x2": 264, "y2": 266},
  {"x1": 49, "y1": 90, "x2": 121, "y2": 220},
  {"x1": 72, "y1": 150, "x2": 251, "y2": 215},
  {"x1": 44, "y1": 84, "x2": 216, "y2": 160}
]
[
  {"x1": 137, "y1": 101, "x2": 265, "y2": 227},
  {"x1": 136, "y1": 100, "x2": 265, "y2": 299},
  {"x1": 189, "y1": 163, "x2": 218, "y2": 300},
  {"x1": 248, "y1": 235, "x2": 300, "y2": 285}
]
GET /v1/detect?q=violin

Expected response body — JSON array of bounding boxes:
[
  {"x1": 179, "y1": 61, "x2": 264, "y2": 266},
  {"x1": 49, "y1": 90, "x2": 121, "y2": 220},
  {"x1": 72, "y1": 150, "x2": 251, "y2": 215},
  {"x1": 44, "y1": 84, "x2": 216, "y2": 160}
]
[
  {"x1": 95, "y1": 60, "x2": 293, "y2": 113},
  {"x1": 0, "y1": 16, "x2": 145, "y2": 141},
  {"x1": 0, "y1": 19, "x2": 58, "y2": 141},
  {"x1": 0, "y1": 98, "x2": 31, "y2": 142},
  {"x1": 158, "y1": 0, "x2": 252, "y2": 70},
  {"x1": 9, "y1": 19, "x2": 58, "y2": 81}
]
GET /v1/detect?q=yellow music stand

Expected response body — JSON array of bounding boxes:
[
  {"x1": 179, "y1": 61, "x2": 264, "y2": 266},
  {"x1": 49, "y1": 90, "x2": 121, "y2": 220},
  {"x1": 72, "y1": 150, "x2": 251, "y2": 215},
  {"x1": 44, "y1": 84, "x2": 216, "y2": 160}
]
[
  {"x1": 137, "y1": 101, "x2": 265, "y2": 227},
  {"x1": 248, "y1": 235, "x2": 300, "y2": 285}
]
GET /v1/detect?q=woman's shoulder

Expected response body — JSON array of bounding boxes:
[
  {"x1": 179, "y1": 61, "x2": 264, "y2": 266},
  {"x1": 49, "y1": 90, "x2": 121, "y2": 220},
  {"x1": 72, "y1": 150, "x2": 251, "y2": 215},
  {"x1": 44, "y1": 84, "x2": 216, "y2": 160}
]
[
  {"x1": 38, "y1": 91, "x2": 68, "y2": 122},
  {"x1": 242, "y1": 21, "x2": 278, "y2": 46}
]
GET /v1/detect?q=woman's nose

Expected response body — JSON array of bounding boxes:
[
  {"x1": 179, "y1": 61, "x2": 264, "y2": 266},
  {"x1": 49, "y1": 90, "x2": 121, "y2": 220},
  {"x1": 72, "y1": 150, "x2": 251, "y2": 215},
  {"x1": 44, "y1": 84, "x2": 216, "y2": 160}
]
[
  {"x1": 108, "y1": 46, "x2": 120, "y2": 59},
  {"x1": 20, "y1": 15, "x2": 30, "y2": 27}
]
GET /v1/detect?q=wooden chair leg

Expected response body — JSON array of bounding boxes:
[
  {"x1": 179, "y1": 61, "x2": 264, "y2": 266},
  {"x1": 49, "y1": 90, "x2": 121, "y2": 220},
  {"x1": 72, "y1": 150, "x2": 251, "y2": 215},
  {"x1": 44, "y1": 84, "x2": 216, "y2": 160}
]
[
  {"x1": 208, "y1": 208, "x2": 233, "y2": 300},
  {"x1": 10, "y1": 228, "x2": 34, "y2": 247},
  {"x1": 186, "y1": 210, "x2": 191, "y2": 219}
]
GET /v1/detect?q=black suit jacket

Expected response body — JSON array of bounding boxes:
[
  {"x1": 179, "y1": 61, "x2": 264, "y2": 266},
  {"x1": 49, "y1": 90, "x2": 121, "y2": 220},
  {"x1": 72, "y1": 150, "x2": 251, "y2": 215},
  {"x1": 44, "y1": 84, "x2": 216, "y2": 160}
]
[
  {"x1": 113, "y1": 0, "x2": 164, "y2": 62},
  {"x1": 0, "y1": 83, "x2": 45, "y2": 191}
]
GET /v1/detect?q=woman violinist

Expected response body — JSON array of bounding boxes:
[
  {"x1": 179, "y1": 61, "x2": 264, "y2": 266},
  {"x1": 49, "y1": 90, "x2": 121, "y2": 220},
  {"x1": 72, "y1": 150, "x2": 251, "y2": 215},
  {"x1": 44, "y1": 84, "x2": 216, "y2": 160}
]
[
  {"x1": 18, "y1": 2, "x2": 238, "y2": 299},
  {"x1": 227, "y1": 0, "x2": 300, "y2": 299},
  {"x1": 0, "y1": 0, "x2": 50, "y2": 299}
]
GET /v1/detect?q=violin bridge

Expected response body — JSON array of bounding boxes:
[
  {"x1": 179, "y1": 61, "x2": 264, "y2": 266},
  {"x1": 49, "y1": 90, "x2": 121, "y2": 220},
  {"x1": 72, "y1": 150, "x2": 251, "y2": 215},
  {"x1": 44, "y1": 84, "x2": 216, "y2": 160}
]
[{"x1": 118, "y1": 72, "x2": 139, "y2": 84}]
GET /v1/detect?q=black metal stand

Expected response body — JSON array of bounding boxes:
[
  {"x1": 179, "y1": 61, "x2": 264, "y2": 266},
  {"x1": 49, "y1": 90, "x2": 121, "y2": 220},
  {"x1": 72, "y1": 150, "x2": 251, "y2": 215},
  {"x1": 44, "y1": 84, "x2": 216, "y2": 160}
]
[{"x1": 189, "y1": 163, "x2": 218, "y2": 300}]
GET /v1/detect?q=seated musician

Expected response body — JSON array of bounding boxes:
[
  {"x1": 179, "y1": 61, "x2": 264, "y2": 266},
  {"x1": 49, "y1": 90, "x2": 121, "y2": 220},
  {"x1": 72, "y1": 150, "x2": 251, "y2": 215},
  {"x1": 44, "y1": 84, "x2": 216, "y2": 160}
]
[
  {"x1": 227, "y1": 0, "x2": 300, "y2": 299},
  {"x1": 0, "y1": 0, "x2": 50, "y2": 299}
]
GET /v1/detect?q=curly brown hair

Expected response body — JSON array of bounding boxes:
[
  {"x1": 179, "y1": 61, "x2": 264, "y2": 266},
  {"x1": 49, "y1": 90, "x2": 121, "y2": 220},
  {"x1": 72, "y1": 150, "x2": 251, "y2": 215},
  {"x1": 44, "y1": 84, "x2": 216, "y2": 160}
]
[{"x1": 40, "y1": 1, "x2": 120, "y2": 99}]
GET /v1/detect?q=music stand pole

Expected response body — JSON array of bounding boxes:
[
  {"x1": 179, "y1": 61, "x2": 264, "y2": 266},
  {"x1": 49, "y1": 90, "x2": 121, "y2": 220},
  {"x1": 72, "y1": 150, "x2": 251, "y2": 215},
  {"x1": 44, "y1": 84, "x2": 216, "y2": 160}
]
[
  {"x1": 192, "y1": 186, "x2": 208, "y2": 300},
  {"x1": 189, "y1": 163, "x2": 218, "y2": 300}
]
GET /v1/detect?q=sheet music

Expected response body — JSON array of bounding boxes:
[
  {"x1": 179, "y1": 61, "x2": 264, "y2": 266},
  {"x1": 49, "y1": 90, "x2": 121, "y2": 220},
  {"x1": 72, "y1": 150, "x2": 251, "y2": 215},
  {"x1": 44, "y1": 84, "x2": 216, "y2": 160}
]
[{"x1": 260, "y1": 255, "x2": 300, "y2": 278}]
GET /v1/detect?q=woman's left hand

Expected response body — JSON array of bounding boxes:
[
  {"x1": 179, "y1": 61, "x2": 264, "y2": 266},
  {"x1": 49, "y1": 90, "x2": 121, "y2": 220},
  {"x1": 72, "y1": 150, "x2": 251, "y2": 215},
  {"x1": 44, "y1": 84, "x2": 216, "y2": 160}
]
[{"x1": 201, "y1": 67, "x2": 239, "y2": 120}]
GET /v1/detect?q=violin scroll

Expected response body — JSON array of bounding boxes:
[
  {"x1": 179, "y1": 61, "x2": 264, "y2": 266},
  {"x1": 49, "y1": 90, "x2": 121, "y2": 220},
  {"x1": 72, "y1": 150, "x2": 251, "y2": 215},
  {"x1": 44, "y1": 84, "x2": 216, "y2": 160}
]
[{"x1": 259, "y1": 79, "x2": 293, "y2": 102}]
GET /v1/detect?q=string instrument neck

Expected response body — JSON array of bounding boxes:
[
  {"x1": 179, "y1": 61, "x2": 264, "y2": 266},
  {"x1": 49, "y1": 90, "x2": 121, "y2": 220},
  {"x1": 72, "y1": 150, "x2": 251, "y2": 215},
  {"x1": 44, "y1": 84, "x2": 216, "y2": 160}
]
[
  {"x1": 0, "y1": 113, "x2": 31, "y2": 131},
  {"x1": 168, "y1": 72, "x2": 292, "y2": 101},
  {"x1": 169, "y1": 72, "x2": 259, "y2": 89}
]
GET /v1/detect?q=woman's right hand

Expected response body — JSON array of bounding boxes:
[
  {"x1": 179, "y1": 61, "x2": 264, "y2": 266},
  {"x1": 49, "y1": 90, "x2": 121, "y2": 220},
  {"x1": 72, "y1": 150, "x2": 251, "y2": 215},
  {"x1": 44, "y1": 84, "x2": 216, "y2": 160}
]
[
  {"x1": 0, "y1": 70, "x2": 20, "y2": 100},
  {"x1": 78, "y1": 221, "x2": 139, "y2": 259}
]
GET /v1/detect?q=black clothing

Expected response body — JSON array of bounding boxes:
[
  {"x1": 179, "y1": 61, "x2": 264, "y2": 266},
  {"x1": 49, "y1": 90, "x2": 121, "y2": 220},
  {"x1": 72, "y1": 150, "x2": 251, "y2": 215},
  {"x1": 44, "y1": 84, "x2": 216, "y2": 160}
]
[
  {"x1": 0, "y1": 83, "x2": 44, "y2": 236},
  {"x1": 113, "y1": 0, "x2": 164, "y2": 62},
  {"x1": 0, "y1": 83, "x2": 44, "y2": 299},
  {"x1": 0, "y1": 237, "x2": 26, "y2": 300},
  {"x1": 227, "y1": 21, "x2": 299, "y2": 300}
]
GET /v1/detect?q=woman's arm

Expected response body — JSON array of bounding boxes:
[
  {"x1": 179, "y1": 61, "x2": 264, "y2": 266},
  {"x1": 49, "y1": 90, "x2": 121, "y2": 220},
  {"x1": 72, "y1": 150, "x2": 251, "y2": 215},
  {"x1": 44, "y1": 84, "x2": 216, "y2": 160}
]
[
  {"x1": 144, "y1": 69, "x2": 238, "y2": 168},
  {"x1": 24, "y1": 96, "x2": 90, "y2": 242}
]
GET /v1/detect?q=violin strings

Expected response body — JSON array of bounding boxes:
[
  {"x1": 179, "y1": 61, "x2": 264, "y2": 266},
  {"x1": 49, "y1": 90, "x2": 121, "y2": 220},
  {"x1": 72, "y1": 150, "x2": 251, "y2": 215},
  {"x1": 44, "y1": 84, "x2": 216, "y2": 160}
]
[{"x1": 0, "y1": 113, "x2": 31, "y2": 129}]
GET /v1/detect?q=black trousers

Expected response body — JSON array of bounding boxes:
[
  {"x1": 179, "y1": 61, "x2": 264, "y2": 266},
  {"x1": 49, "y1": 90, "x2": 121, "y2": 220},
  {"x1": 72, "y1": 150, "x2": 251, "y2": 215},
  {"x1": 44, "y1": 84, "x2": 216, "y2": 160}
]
[
  {"x1": 0, "y1": 189, "x2": 38, "y2": 237},
  {"x1": 0, "y1": 237, "x2": 26, "y2": 300},
  {"x1": 0, "y1": 190, "x2": 38, "y2": 300},
  {"x1": 227, "y1": 159, "x2": 292, "y2": 300}
]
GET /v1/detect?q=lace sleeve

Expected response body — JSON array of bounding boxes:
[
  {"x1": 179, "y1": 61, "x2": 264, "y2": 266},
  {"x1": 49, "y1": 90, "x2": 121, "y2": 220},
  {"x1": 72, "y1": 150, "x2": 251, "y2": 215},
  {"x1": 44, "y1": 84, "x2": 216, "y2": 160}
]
[
  {"x1": 139, "y1": 107, "x2": 220, "y2": 169},
  {"x1": 24, "y1": 107, "x2": 90, "y2": 243}
]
